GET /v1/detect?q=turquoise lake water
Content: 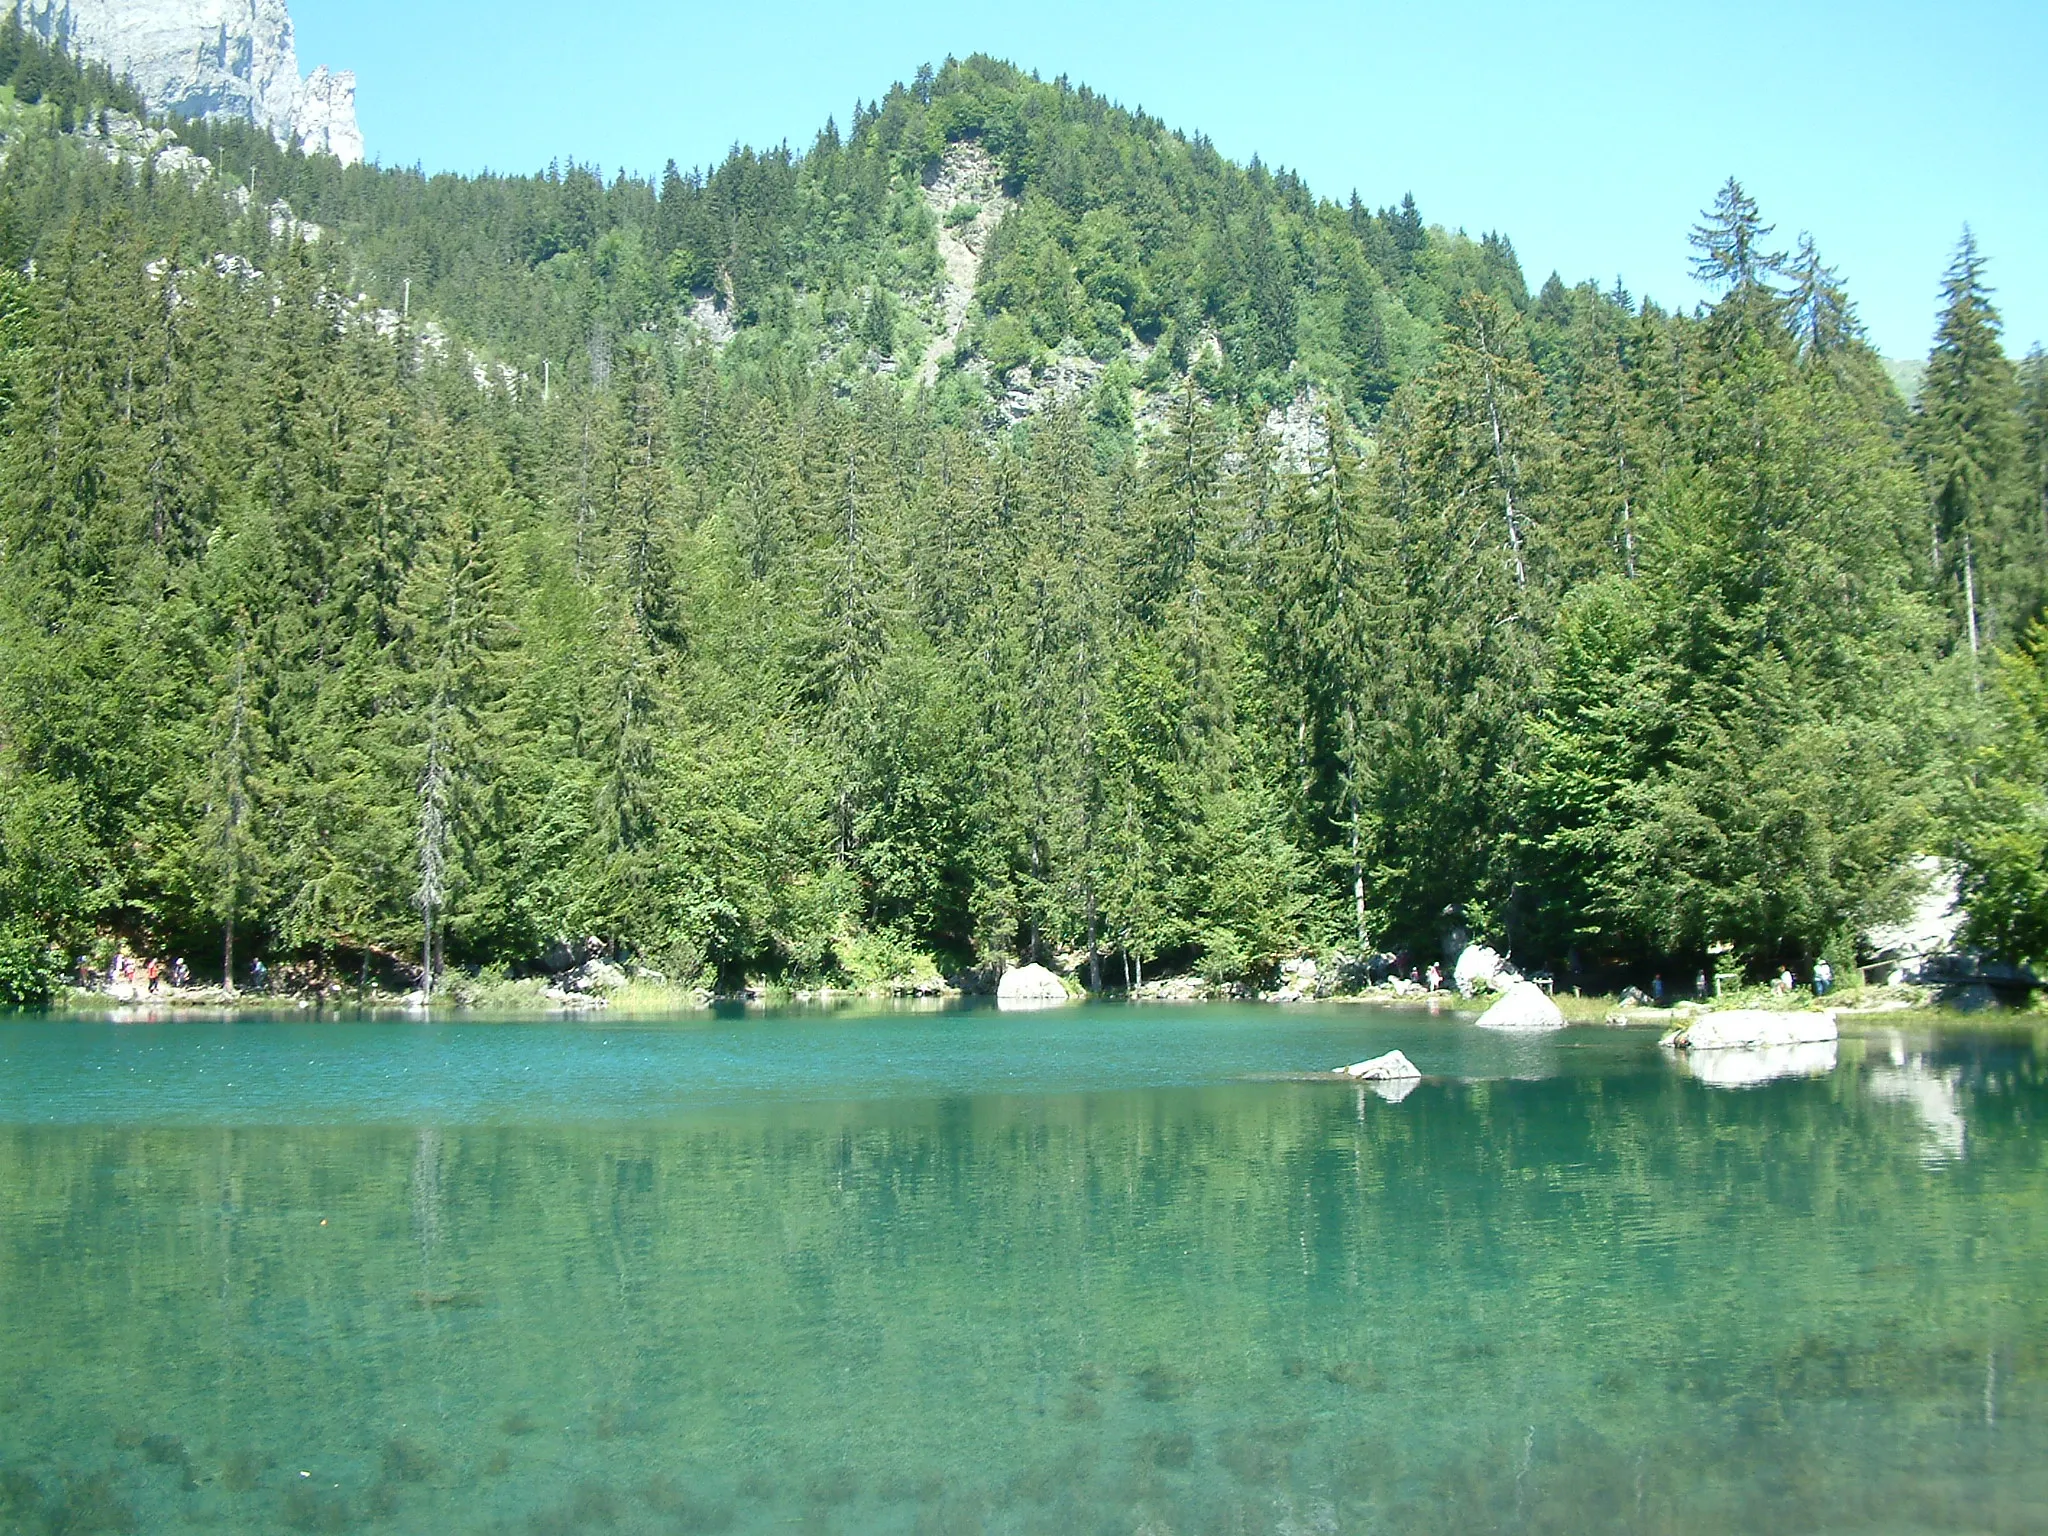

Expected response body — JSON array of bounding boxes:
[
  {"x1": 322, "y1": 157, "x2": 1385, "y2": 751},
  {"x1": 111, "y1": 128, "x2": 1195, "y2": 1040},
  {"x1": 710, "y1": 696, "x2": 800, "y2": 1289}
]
[{"x1": 0, "y1": 1000, "x2": 2042, "y2": 1534}]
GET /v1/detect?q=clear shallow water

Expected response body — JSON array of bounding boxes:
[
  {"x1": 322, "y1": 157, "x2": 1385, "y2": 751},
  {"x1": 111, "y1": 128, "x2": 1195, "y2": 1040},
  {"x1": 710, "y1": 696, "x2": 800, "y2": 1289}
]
[{"x1": 0, "y1": 1002, "x2": 2042, "y2": 1535}]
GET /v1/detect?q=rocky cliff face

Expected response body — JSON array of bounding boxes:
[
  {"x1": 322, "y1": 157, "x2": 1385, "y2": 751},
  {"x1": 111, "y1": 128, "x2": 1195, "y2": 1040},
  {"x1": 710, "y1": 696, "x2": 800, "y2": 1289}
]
[{"x1": 22, "y1": 0, "x2": 362, "y2": 163}]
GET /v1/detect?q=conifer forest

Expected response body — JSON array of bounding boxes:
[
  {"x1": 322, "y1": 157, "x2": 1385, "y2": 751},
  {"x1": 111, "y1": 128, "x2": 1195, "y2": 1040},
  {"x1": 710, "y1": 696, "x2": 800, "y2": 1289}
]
[{"x1": 1, "y1": 34, "x2": 2045, "y2": 1001}]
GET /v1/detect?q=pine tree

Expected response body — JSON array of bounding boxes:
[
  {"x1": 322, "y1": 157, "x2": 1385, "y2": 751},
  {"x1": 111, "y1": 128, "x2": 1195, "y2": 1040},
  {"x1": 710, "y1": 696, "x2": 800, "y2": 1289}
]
[
  {"x1": 1913, "y1": 230, "x2": 2027, "y2": 665},
  {"x1": 1689, "y1": 178, "x2": 1785, "y2": 347}
]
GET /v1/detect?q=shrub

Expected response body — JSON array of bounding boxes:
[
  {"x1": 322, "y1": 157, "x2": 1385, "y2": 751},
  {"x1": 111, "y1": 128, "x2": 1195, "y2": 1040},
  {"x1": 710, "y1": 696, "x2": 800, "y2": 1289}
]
[{"x1": 0, "y1": 923, "x2": 60, "y2": 1008}]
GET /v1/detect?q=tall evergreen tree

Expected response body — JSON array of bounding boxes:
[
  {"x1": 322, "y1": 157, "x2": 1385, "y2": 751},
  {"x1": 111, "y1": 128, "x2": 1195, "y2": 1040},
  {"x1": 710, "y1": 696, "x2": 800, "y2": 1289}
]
[{"x1": 1913, "y1": 230, "x2": 2030, "y2": 665}]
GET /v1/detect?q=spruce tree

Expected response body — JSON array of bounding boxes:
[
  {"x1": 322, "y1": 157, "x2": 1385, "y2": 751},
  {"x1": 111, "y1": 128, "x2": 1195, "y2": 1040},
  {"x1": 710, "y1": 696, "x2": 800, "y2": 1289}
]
[{"x1": 1913, "y1": 230, "x2": 2027, "y2": 663}]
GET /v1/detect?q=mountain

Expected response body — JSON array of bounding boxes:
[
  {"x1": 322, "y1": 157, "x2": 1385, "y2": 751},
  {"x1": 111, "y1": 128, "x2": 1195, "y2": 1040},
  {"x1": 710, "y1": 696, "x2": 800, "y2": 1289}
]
[
  {"x1": 0, "y1": 47, "x2": 2039, "y2": 1005},
  {"x1": 18, "y1": 0, "x2": 359, "y2": 161}
]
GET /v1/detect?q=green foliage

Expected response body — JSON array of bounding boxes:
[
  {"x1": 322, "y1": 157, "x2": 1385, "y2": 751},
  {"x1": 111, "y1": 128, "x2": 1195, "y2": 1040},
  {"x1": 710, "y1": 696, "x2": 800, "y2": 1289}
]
[
  {"x1": 0, "y1": 922, "x2": 60, "y2": 1008},
  {"x1": 1956, "y1": 629, "x2": 2048, "y2": 965},
  {"x1": 835, "y1": 925, "x2": 942, "y2": 989},
  {"x1": 0, "y1": 52, "x2": 2026, "y2": 994}
]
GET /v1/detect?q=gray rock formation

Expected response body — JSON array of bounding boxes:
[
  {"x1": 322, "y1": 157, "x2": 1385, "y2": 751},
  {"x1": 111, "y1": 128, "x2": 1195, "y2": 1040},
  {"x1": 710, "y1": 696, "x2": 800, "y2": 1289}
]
[
  {"x1": 1453, "y1": 943, "x2": 1515, "y2": 998},
  {"x1": 1863, "y1": 855, "x2": 1964, "y2": 983},
  {"x1": 918, "y1": 141, "x2": 1011, "y2": 386},
  {"x1": 23, "y1": 0, "x2": 361, "y2": 163}
]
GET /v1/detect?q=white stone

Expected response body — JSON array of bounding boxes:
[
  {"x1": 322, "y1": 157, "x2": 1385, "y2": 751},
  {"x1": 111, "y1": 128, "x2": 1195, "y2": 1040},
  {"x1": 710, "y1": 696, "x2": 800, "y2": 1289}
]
[
  {"x1": 1864, "y1": 855, "x2": 1965, "y2": 979},
  {"x1": 24, "y1": 1, "x2": 362, "y2": 163},
  {"x1": 1338, "y1": 1049, "x2": 1421, "y2": 1081},
  {"x1": 1661, "y1": 1010, "x2": 1838, "y2": 1050},
  {"x1": 1453, "y1": 944, "x2": 1517, "y2": 998},
  {"x1": 1474, "y1": 980, "x2": 1565, "y2": 1032},
  {"x1": 996, "y1": 963, "x2": 1070, "y2": 1009}
]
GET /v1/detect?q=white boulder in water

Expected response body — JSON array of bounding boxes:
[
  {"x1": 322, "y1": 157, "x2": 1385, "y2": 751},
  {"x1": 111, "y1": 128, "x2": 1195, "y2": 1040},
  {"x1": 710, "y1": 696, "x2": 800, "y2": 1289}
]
[
  {"x1": 996, "y1": 963, "x2": 1070, "y2": 1008},
  {"x1": 1453, "y1": 944, "x2": 1517, "y2": 997},
  {"x1": 1662, "y1": 1010, "x2": 1837, "y2": 1050},
  {"x1": 1337, "y1": 1049, "x2": 1421, "y2": 1081},
  {"x1": 1474, "y1": 980, "x2": 1565, "y2": 1032}
]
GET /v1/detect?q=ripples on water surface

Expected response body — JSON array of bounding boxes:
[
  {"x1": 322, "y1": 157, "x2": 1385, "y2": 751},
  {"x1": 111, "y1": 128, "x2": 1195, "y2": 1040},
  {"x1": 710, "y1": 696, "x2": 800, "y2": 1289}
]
[{"x1": 0, "y1": 1002, "x2": 2042, "y2": 1534}]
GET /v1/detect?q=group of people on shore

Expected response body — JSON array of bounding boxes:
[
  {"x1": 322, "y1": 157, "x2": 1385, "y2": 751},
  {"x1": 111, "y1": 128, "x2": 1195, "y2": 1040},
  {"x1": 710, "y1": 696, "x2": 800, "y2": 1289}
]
[
  {"x1": 1774, "y1": 959, "x2": 1834, "y2": 996},
  {"x1": 75, "y1": 951, "x2": 277, "y2": 1000},
  {"x1": 79, "y1": 950, "x2": 191, "y2": 998},
  {"x1": 1644, "y1": 958, "x2": 1835, "y2": 1004}
]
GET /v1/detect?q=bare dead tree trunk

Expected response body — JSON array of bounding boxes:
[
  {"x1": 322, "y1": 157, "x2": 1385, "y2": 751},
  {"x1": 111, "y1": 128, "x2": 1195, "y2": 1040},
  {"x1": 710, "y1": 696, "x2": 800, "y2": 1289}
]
[{"x1": 1964, "y1": 529, "x2": 1982, "y2": 693}]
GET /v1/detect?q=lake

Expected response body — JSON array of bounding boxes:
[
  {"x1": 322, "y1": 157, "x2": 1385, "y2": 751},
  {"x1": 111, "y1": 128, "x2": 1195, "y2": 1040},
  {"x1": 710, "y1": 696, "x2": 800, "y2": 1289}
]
[{"x1": 0, "y1": 1001, "x2": 2041, "y2": 1534}]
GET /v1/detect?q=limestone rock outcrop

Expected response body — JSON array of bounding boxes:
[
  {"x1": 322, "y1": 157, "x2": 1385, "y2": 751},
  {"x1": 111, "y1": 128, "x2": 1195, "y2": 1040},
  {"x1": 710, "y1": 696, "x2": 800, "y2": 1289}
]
[
  {"x1": 24, "y1": 0, "x2": 362, "y2": 163},
  {"x1": 1453, "y1": 943, "x2": 1516, "y2": 998}
]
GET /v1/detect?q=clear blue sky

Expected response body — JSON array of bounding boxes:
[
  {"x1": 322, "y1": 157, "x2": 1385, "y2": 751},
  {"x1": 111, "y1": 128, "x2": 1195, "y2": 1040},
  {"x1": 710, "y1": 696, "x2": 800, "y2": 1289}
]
[{"x1": 293, "y1": 0, "x2": 2044, "y2": 362}]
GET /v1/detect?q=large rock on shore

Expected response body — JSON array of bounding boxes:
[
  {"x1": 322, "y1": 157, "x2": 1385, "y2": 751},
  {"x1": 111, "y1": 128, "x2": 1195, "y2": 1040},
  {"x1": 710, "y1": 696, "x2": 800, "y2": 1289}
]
[
  {"x1": 1454, "y1": 944, "x2": 1516, "y2": 997},
  {"x1": 1662, "y1": 1010, "x2": 1837, "y2": 1050},
  {"x1": 1474, "y1": 980, "x2": 1565, "y2": 1032},
  {"x1": 996, "y1": 963, "x2": 1071, "y2": 1009}
]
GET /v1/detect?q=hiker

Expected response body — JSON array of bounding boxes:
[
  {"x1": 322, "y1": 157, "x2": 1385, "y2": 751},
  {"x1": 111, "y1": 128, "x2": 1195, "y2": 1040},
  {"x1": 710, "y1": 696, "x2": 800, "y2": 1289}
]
[
  {"x1": 170, "y1": 957, "x2": 190, "y2": 988},
  {"x1": 1694, "y1": 969, "x2": 1708, "y2": 998},
  {"x1": 250, "y1": 957, "x2": 268, "y2": 993},
  {"x1": 1425, "y1": 961, "x2": 1442, "y2": 992},
  {"x1": 146, "y1": 957, "x2": 161, "y2": 995},
  {"x1": 1813, "y1": 958, "x2": 1833, "y2": 997},
  {"x1": 1652, "y1": 973, "x2": 1665, "y2": 1005},
  {"x1": 76, "y1": 955, "x2": 93, "y2": 990}
]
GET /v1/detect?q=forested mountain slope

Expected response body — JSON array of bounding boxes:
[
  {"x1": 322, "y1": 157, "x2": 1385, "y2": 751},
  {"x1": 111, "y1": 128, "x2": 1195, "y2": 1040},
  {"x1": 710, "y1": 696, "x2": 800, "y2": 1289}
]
[{"x1": 1, "y1": 33, "x2": 2044, "y2": 1000}]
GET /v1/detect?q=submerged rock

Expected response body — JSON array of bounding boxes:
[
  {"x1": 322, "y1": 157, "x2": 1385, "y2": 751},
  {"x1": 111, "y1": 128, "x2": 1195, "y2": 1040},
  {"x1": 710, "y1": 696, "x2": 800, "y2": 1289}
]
[
  {"x1": 1474, "y1": 980, "x2": 1565, "y2": 1032},
  {"x1": 996, "y1": 963, "x2": 1071, "y2": 1008},
  {"x1": 1661, "y1": 1010, "x2": 1838, "y2": 1050},
  {"x1": 1337, "y1": 1049, "x2": 1421, "y2": 1081}
]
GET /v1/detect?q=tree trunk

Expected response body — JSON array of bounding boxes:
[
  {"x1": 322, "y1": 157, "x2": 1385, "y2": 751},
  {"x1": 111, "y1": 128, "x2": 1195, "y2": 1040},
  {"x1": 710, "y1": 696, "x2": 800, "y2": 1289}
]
[
  {"x1": 1085, "y1": 886, "x2": 1101, "y2": 994},
  {"x1": 1351, "y1": 811, "x2": 1367, "y2": 948},
  {"x1": 1617, "y1": 443, "x2": 1637, "y2": 579},
  {"x1": 223, "y1": 914, "x2": 235, "y2": 996},
  {"x1": 1964, "y1": 529, "x2": 1982, "y2": 693}
]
